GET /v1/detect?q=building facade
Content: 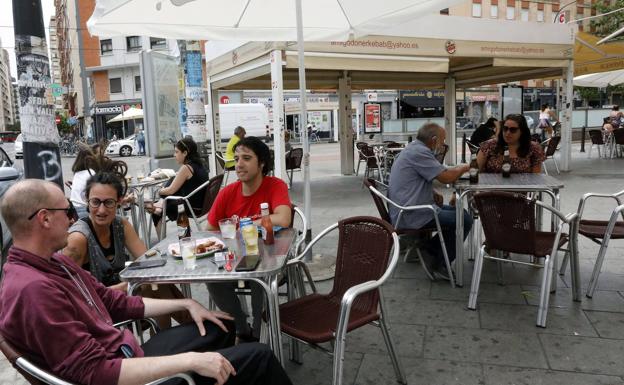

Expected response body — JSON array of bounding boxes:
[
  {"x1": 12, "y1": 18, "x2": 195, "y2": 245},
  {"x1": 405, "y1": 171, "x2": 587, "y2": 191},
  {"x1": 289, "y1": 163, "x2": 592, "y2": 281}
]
[
  {"x1": 48, "y1": 16, "x2": 64, "y2": 112},
  {"x1": 55, "y1": 0, "x2": 176, "y2": 141},
  {"x1": 11, "y1": 78, "x2": 19, "y2": 126},
  {"x1": 0, "y1": 45, "x2": 15, "y2": 131}
]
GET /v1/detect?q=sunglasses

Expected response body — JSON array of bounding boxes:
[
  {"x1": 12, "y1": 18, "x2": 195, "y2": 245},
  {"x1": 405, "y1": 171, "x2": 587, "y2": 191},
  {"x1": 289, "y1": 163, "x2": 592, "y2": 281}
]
[
  {"x1": 88, "y1": 198, "x2": 117, "y2": 209},
  {"x1": 502, "y1": 125, "x2": 520, "y2": 134},
  {"x1": 28, "y1": 199, "x2": 78, "y2": 221}
]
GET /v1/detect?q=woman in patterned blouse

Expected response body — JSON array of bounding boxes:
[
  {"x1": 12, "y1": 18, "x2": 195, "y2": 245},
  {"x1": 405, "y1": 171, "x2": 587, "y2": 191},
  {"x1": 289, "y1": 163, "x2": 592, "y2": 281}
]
[{"x1": 477, "y1": 114, "x2": 545, "y2": 174}]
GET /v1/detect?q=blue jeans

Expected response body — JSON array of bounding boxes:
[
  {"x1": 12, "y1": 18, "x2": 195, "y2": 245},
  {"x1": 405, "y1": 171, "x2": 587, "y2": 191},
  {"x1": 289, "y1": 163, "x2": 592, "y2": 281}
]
[{"x1": 424, "y1": 205, "x2": 473, "y2": 269}]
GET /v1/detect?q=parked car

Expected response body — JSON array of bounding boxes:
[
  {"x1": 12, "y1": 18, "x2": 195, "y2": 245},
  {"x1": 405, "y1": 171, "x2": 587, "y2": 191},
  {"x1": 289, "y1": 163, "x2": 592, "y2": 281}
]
[
  {"x1": 0, "y1": 146, "x2": 23, "y2": 276},
  {"x1": 14, "y1": 134, "x2": 23, "y2": 159},
  {"x1": 105, "y1": 134, "x2": 137, "y2": 157}
]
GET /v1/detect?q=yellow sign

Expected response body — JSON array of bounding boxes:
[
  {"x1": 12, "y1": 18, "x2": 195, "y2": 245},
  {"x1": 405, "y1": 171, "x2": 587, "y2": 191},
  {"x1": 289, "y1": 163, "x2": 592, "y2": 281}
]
[{"x1": 574, "y1": 32, "x2": 624, "y2": 76}]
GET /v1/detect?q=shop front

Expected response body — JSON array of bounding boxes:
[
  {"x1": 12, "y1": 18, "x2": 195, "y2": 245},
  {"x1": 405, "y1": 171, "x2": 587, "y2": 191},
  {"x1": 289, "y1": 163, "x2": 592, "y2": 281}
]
[{"x1": 92, "y1": 100, "x2": 143, "y2": 142}]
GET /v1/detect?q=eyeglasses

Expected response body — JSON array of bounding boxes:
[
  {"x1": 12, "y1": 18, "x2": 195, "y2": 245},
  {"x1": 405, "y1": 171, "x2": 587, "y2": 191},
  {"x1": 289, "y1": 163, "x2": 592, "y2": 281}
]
[
  {"x1": 502, "y1": 125, "x2": 520, "y2": 134},
  {"x1": 28, "y1": 199, "x2": 78, "y2": 221},
  {"x1": 88, "y1": 198, "x2": 117, "y2": 209}
]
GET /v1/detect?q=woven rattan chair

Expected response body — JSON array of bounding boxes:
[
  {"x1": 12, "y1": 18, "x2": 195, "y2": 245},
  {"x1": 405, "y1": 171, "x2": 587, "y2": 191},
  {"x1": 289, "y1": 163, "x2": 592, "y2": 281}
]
[
  {"x1": 355, "y1": 142, "x2": 368, "y2": 175},
  {"x1": 560, "y1": 189, "x2": 624, "y2": 298},
  {"x1": 363, "y1": 178, "x2": 455, "y2": 286},
  {"x1": 541, "y1": 136, "x2": 561, "y2": 175},
  {"x1": 285, "y1": 148, "x2": 303, "y2": 188},
  {"x1": 0, "y1": 322, "x2": 195, "y2": 385},
  {"x1": 469, "y1": 191, "x2": 576, "y2": 327},
  {"x1": 612, "y1": 129, "x2": 624, "y2": 158},
  {"x1": 587, "y1": 129, "x2": 605, "y2": 159},
  {"x1": 279, "y1": 216, "x2": 406, "y2": 385},
  {"x1": 358, "y1": 144, "x2": 380, "y2": 180}
]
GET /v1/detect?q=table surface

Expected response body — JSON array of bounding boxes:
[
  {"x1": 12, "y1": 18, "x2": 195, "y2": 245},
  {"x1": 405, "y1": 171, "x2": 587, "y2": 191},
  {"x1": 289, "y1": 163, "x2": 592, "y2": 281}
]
[
  {"x1": 454, "y1": 173, "x2": 564, "y2": 190},
  {"x1": 120, "y1": 229, "x2": 297, "y2": 282},
  {"x1": 127, "y1": 177, "x2": 169, "y2": 189}
]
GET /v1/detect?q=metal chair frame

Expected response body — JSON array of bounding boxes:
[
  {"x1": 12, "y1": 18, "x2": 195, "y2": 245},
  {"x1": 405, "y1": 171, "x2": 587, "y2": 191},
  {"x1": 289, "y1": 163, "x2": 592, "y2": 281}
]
[
  {"x1": 365, "y1": 181, "x2": 455, "y2": 288},
  {"x1": 561, "y1": 189, "x2": 624, "y2": 298},
  {"x1": 285, "y1": 148, "x2": 303, "y2": 188},
  {"x1": 587, "y1": 129, "x2": 606, "y2": 159},
  {"x1": 281, "y1": 218, "x2": 406, "y2": 385},
  {"x1": 541, "y1": 136, "x2": 561, "y2": 175},
  {"x1": 468, "y1": 193, "x2": 576, "y2": 327},
  {"x1": 159, "y1": 175, "x2": 222, "y2": 240},
  {"x1": 0, "y1": 319, "x2": 196, "y2": 385},
  {"x1": 215, "y1": 151, "x2": 235, "y2": 186}
]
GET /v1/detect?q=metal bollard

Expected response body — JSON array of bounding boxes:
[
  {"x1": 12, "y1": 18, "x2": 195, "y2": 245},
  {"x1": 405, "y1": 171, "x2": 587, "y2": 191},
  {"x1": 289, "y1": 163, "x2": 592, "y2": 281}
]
[
  {"x1": 580, "y1": 126, "x2": 586, "y2": 153},
  {"x1": 461, "y1": 133, "x2": 467, "y2": 163}
]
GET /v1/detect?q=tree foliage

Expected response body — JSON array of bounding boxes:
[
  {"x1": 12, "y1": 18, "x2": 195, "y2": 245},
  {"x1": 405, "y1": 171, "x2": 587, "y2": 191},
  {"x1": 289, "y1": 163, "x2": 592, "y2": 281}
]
[{"x1": 591, "y1": 0, "x2": 624, "y2": 40}]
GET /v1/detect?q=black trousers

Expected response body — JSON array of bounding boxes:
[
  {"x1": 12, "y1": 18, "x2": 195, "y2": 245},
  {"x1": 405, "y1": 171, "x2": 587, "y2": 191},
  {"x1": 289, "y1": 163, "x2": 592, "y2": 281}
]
[{"x1": 141, "y1": 320, "x2": 292, "y2": 385}]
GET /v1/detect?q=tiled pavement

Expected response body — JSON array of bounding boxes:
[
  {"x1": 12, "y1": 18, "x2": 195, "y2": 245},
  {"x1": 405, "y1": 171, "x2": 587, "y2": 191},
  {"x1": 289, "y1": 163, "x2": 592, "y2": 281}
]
[{"x1": 3, "y1": 142, "x2": 624, "y2": 384}]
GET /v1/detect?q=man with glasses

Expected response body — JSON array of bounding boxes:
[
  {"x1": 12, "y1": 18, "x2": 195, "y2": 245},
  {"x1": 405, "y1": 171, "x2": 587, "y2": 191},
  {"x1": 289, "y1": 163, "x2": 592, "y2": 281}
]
[
  {"x1": 388, "y1": 123, "x2": 473, "y2": 281},
  {"x1": 0, "y1": 179, "x2": 293, "y2": 385}
]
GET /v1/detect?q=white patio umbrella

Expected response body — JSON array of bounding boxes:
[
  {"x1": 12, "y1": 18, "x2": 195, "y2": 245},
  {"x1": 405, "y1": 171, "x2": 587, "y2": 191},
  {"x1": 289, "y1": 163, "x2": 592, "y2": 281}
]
[
  {"x1": 574, "y1": 69, "x2": 624, "y2": 88},
  {"x1": 88, "y1": 0, "x2": 463, "y2": 242},
  {"x1": 106, "y1": 107, "x2": 144, "y2": 123}
]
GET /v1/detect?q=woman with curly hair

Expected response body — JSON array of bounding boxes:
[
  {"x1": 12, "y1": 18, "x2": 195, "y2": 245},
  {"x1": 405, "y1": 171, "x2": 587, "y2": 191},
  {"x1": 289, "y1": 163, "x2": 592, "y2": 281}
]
[{"x1": 63, "y1": 154, "x2": 191, "y2": 328}]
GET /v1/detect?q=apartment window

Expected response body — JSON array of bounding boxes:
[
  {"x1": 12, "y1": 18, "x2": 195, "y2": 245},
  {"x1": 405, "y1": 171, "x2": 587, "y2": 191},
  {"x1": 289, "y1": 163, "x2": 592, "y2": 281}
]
[
  {"x1": 100, "y1": 39, "x2": 113, "y2": 55},
  {"x1": 506, "y1": 6, "x2": 515, "y2": 20},
  {"x1": 521, "y1": 8, "x2": 529, "y2": 21},
  {"x1": 537, "y1": 9, "x2": 544, "y2": 22},
  {"x1": 109, "y1": 77, "x2": 122, "y2": 94},
  {"x1": 126, "y1": 36, "x2": 141, "y2": 52},
  {"x1": 150, "y1": 37, "x2": 167, "y2": 49},
  {"x1": 135, "y1": 76, "x2": 141, "y2": 92},
  {"x1": 472, "y1": 3, "x2": 482, "y2": 17},
  {"x1": 491, "y1": 5, "x2": 498, "y2": 18}
]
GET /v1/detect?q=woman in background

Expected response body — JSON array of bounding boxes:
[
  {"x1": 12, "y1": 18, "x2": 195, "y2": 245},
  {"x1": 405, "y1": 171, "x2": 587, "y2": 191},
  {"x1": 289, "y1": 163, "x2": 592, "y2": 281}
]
[
  {"x1": 147, "y1": 137, "x2": 208, "y2": 233},
  {"x1": 477, "y1": 114, "x2": 545, "y2": 174}
]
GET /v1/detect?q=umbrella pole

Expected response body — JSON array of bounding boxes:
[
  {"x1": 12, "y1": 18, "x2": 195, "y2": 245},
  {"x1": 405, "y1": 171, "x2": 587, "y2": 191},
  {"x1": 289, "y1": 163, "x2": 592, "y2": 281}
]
[{"x1": 296, "y1": 0, "x2": 312, "y2": 259}]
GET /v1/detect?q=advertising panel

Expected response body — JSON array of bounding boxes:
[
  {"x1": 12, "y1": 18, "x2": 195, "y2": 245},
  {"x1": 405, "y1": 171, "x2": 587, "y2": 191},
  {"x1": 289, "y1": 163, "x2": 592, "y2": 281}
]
[
  {"x1": 364, "y1": 103, "x2": 382, "y2": 133},
  {"x1": 141, "y1": 51, "x2": 180, "y2": 158}
]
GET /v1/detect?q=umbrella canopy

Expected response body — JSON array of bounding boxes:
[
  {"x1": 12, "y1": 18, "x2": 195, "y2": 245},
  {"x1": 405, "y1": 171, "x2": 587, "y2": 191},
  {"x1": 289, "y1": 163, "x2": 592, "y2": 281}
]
[
  {"x1": 106, "y1": 107, "x2": 144, "y2": 123},
  {"x1": 88, "y1": 0, "x2": 463, "y2": 255},
  {"x1": 574, "y1": 69, "x2": 624, "y2": 88},
  {"x1": 88, "y1": 0, "x2": 462, "y2": 41}
]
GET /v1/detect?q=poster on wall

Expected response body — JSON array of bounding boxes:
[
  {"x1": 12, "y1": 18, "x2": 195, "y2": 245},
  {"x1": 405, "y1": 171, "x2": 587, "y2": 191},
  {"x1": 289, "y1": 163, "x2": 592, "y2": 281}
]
[
  {"x1": 15, "y1": 35, "x2": 58, "y2": 144},
  {"x1": 141, "y1": 51, "x2": 180, "y2": 158},
  {"x1": 185, "y1": 47, "x2": 207, "y2": 142},
  {"x1": 364, "y1": 103, "x2": 382, "y2": 134}
]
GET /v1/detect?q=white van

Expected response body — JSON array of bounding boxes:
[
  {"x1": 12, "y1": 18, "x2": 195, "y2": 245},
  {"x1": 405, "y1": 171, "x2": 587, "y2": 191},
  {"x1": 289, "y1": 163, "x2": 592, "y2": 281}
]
[{"x1": 217, "y1": 103, "x2": 269, "y2": 142}]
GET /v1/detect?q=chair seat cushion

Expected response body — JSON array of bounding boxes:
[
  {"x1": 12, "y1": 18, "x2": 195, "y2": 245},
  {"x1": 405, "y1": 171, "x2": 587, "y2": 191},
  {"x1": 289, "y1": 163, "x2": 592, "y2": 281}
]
[
  {"x1": 579, "y1": 220, "x2": 624, "y2": 240},
  {"x1": 534, "y1": 231, "x2": 569, "y2": 258},
  {"x1": 279, "y1": 293, "x2": 379, "y2": 344}
]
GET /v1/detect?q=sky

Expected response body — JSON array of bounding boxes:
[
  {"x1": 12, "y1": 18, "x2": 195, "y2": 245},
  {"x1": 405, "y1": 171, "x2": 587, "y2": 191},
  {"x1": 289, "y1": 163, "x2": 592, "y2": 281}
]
[{"x1": 0, "y1": 0, "x2": 55, "y2": 79}]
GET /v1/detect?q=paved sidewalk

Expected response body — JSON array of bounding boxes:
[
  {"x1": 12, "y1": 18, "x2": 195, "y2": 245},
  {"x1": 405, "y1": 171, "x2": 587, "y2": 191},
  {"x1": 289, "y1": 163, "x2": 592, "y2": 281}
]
[{"x1": 4, "y1": 142, "x2": 624, "y2": 384}]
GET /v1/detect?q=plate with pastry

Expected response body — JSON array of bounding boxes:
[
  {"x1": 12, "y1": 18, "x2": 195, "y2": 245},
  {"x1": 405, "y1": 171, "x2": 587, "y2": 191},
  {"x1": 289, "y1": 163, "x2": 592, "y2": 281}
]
[{"x1": 168, "y1": 237, "x2": 226, "y2": 259}]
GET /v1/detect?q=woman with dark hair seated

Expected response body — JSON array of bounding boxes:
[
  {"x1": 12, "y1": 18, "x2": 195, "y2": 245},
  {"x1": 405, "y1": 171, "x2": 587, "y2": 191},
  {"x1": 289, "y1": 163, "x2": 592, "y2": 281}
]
[
  {"x1": 147, "y1": 136, "x2": 208, "y2": 233},
  {"x1": 477, "y1": 114, "x2": 545, "y2": 174},
  {"x1": 470, "y1": 117, "x2": 498, "y2": 148},
  {"x1": 63, "y1": 157, "x2": 191, "y2": 328}
]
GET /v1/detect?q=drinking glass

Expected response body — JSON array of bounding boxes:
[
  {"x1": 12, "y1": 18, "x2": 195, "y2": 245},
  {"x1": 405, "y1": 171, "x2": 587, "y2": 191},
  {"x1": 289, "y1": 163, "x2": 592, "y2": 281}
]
[
  {"x1": 179, "y1": 237, "x2": 196, "y2": 270},
  {"x1": 218, "y1": 218, "x2": 237, "y2": 239}
]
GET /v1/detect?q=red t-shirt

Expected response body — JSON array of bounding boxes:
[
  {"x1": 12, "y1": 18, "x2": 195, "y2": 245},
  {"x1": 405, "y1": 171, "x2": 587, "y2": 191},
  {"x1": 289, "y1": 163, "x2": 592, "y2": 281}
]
[{"x1": 208, "y1": 176, "x2": 291, "y2": 227}]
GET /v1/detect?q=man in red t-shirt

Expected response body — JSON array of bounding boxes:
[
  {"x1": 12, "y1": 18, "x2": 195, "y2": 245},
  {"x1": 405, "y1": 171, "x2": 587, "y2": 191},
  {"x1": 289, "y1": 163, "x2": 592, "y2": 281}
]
[{"x1": 207, "y1": 136, "x2": 292, "y2": 341}]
